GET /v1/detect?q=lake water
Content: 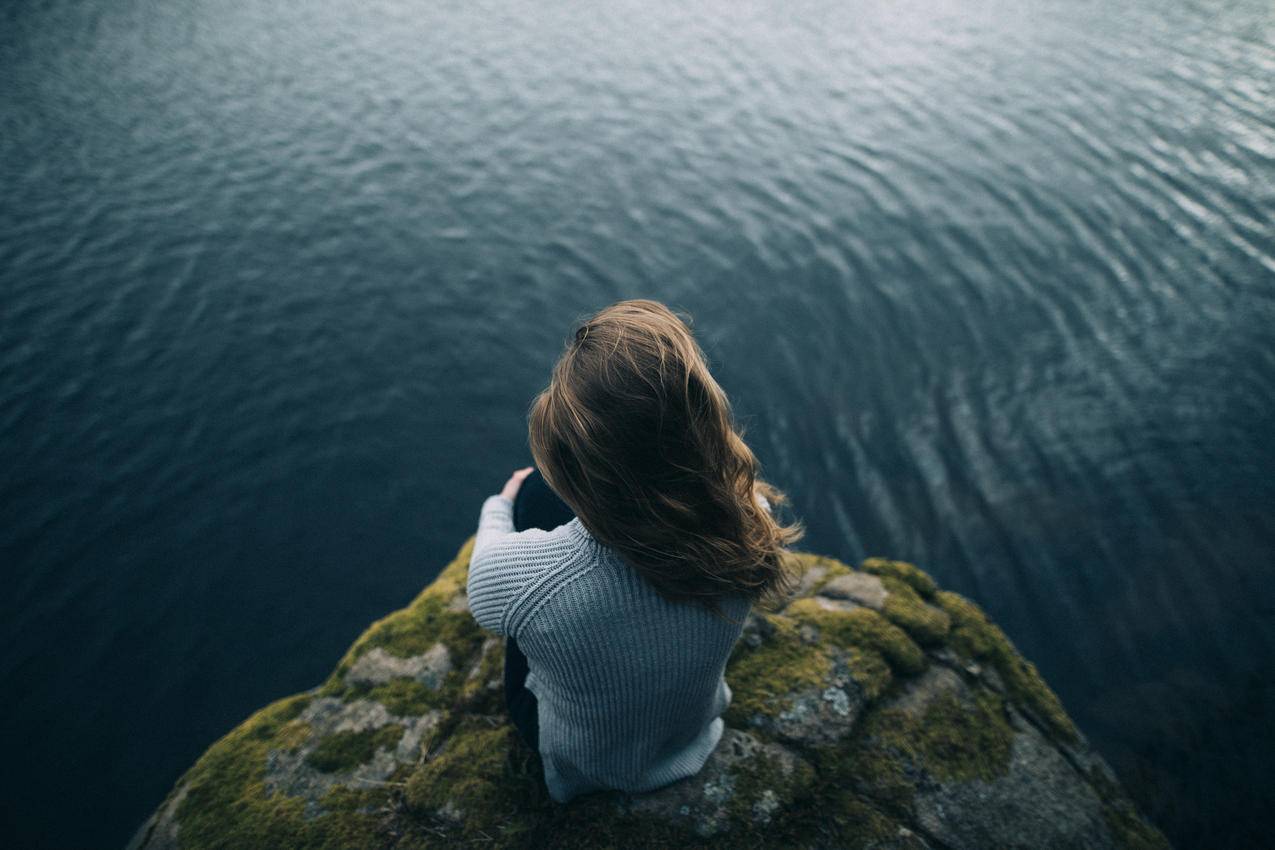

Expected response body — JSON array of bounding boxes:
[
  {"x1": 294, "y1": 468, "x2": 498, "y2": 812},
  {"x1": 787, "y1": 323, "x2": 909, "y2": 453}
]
[{"x1": 2, "y1": 0, "x2": 1273, "y2": 846}]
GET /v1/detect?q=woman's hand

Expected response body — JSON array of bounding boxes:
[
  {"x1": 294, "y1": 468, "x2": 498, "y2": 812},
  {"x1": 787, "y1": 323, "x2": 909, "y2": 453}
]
[{"x1": 500, "y1": 466, "x2": 535, "y2": 502}]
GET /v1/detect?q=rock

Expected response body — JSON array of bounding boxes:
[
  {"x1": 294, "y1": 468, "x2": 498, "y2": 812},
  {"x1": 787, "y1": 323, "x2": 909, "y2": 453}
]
[
  {"x1": 850, "y1": 665, "x2": 1117, "y2": 850},
  {"x1": 742, "y1": 647, "x2": 869, "y2": 748},
  {"x1": 915, "y1": 719, "x2": 1115, "y2": 850},
  {"x1": 127, "y1": 540, "x2": 1170, "y2": 850},
  {"x1": 614, "y1": 728, "x2": 813, "y2": 838},
  {"x1": 789, "y1": 558, "x2": 830, "y2": 596},
  {"x1": 345, "y1": 643, "x2": 453, "y2": 688},
  {"x1": 809, "y1": 595, "x2": 862, "y2": 613},
  {"x1": 262, "y1": 698, "x2": 444, "y2": 817},
  {"x1": 819, "y1": 572, "x2": 889, "y2": 610}
]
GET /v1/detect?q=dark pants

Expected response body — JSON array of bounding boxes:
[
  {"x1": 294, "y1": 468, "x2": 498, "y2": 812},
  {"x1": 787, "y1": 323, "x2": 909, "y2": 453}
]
[{"x1": 505, "y1": 468, "x2": 575, "y2": 752}]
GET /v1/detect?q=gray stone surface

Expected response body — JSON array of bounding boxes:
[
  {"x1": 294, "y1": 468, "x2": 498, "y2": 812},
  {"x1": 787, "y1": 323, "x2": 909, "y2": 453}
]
[
  {"x1": 615, "y1": 728, "x2": 812, "y2": 838},
  {"x1": 915, "y1": 725, "x2": 1115, "y2": 850},
  {"x1": 818, "y1": 572, "x2": 890, "y2": 610},
  {"x1": 263, "y1": 698, "x2": 444, "y2": 817},
  {"x1": 750, "y1": 651, "x2": 869, "y2": 748},
  {"x1": 344, "y1": 643, "x2": 453, "y2": 688}
]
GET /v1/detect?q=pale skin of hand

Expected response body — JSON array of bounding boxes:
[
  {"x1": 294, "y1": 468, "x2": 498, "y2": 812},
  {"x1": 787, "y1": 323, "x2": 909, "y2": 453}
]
[{"x1": 499, "y1": 466, "x2": 535, "y2": 502}]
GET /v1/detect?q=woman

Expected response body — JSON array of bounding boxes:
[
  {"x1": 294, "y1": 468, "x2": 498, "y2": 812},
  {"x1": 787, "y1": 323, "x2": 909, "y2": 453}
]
[{"x1": 467, "y1": 299, "x2": 804, "y2": 804}]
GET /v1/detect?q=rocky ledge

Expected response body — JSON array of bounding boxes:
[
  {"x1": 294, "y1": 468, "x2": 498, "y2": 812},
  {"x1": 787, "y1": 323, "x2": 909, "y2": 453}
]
[{"x1": 129, "y1": 538, "x2": 1169, "y2": 849}]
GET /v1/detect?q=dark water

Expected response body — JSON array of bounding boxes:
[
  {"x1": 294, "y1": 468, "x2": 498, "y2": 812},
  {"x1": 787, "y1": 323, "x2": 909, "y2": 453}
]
[{"x1": 2, "y1": 0, "x2": 1273, "y2": 846}]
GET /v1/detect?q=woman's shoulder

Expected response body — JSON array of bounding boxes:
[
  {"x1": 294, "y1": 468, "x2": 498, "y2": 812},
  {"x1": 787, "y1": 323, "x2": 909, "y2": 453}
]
[
  {"x1": 497, "y1": 517, "x2": 586, "y2": 552},
  {"x1": 469, "y1": 519, "x2": 597, "y2": 593}
]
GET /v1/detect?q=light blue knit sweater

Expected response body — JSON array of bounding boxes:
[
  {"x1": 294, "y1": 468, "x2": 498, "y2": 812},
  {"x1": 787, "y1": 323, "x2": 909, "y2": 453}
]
[{"x1": 467, "y1": 494, "x2": 753, "y2": 803}]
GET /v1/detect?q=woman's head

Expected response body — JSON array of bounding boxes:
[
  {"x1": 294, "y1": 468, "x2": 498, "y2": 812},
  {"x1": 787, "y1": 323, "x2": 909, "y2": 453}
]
[{"x1": 528, "y1": 299, "x2": 804, "y2": 612}]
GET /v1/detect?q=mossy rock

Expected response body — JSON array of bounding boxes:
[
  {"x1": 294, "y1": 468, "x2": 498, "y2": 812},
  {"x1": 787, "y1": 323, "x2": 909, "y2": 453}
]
[{"x1": 127, "y1": 541, "x2": 1169, "y2": 849}]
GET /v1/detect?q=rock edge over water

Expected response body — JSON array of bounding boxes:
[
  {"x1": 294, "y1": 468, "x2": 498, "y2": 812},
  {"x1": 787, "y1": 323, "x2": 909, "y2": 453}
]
[{"x1": 129, "y1": 538, "x2": 1169, "y2": 849}]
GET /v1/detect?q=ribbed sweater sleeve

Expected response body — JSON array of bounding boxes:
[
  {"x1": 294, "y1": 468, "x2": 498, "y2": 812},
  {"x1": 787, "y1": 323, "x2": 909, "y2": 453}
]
[
  {"x1": 468, "y1": 494, "x2": 581, "y2": 638},
  {"x1": 473, "y1": 494, "x2": 515, "y2": 560},
  {"x1": 467, "y1": 495, "x2": 519, "y2": 635}
]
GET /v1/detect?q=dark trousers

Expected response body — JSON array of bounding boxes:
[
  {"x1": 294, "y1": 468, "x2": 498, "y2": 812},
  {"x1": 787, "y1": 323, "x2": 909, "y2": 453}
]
[{"x1": 505, "y1": 468, "x2": 575, "y2": 752}]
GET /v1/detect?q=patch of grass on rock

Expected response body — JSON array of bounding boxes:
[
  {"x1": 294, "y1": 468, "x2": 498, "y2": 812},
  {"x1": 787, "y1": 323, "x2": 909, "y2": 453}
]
[
  {"x1": 935, "y1": 590, "x2": 1077, "y2": 743},
  {"x1": 305, "y1": 725, "x2": 405, "y2": 774}
]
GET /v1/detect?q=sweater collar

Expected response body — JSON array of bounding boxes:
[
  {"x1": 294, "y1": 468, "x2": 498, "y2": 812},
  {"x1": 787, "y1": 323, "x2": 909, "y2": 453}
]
[
  {"x1": 566, "y1": 514, "x2": 589, "y2": 542},
  {"x1": 566, "y1": 516, "x2": 600, "y2": 551}
]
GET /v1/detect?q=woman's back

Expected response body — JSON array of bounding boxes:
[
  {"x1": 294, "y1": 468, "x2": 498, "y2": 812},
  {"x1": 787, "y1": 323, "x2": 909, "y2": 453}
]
[
  {"x1": 469, "y1": 299, "x2": 802, "y2": 801},
  {"x1": 468, "y1": 501, "x2": 752, "y2": 802}
]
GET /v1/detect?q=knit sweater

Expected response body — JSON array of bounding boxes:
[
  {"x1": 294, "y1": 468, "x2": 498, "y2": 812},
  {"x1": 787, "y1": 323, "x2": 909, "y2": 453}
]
[{"x1": 467, "y1": 494, "x2": 754, "y2": 803}]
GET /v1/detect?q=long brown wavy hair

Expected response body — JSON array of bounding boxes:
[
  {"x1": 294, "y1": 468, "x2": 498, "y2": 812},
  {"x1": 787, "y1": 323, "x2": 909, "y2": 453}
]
[{"x1": 528, "y1": 299, "x2": 805, "y2": 618}]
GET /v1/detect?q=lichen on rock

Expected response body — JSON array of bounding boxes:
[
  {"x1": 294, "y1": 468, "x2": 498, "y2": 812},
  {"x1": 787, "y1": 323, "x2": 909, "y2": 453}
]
[
  {"x1": 345, "y1": 643, "x2": 454, "y2": 689},
  {"x1": 614, "y1": 728, "x2": 814, "y2": 838},
  {"x1": 127, "y1": 539, "x2": 1169, "y2": 849}
]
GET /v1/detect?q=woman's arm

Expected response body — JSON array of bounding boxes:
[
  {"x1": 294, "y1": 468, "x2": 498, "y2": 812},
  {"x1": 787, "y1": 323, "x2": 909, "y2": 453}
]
[
  {"x1": 468, "y1": 496, "x2": 521, "y2": 635},
  {"x1": 472, "y1": 494, "x2": 516, "y2": 563},
  {"x1": 467, "y1": 467, "x2": 536, "y2": 635},
  {"x1": 471, "y1": 466, "x2": 533, "y2": 562}
]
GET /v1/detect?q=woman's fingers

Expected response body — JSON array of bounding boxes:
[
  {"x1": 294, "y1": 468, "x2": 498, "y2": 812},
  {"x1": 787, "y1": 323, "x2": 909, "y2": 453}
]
[{"x1": 500, "y1": 466, "x2": 536, "y2": 500}]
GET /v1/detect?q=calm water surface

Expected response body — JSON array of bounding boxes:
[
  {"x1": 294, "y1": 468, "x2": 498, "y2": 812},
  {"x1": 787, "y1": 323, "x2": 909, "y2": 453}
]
[{"x1": 2, "y1": 0, "x2": 1273, "y2": 846}]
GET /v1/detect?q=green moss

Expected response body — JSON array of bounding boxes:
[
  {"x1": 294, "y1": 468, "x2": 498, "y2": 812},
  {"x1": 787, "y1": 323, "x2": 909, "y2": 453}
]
[
  {"x1": 309, "y1": 785, "x2": 404, "y2": 850},
  {"x1": 834, "y1": 739, "x2": 916, "y2": 818},
  {"x1": 785, "y1": 598, "x2": 925, "y2": 676},
  {"x1": 363, "y1": 679, "x2": 446, "y2": 716},
  {"x1": 274, "y1": 720, "x2": 311, "y2": 754},
  {"x1": 458, "y1": 640, "x2": 506, "y2": 714},
  {"x1": 316, "y1": 677, "x2": 345, "y2": 699},
  {"x1": 524, "y1": 742, "x2": 820, "y2": 849},
  {"x1": 171, "y1": 693, "x2": 394, "y2": 850},
  {"x1": 526, "y1": 797, "x2": 701, "y2": 850},
  {"x1": 935, "y1": 590, "x2": 1078, "y2": 743},
  {"x1": 876, "y1": 575, "x2": 952, "y2": 646},
  {"x1": 831, "y1": 793, "x2": 918, "y2": 850},
  {"x1": 845, "y1": 646, "x2": 893, "y2": 701},
  {"x1": 724, "y1": 613, "x2": 835, "y2": 725},
  {"x1": 839, "y1": 688, "x2": 1014, "y2": 820},
  {"x1": 724, "y1": 748, "x2": 817, "y2": 827},
  {"x1": 861, "y1": 558, "x2": 937, "y2": 599},
  {"x1": 908, "y1": 690, "x2": 1013, "y2": 782},
  {"x1": 323, "y1": 665, "x2": 468, "y2": 715},
  {"x1": 404, "y1": 718, "x2": 526, "y2": 838},
  {"x1": 341, "y1": 594, "x2": 481, "y2": 672},
  {"x1": 305, "y1": 725, "x2": 405, "y2": 774}
]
